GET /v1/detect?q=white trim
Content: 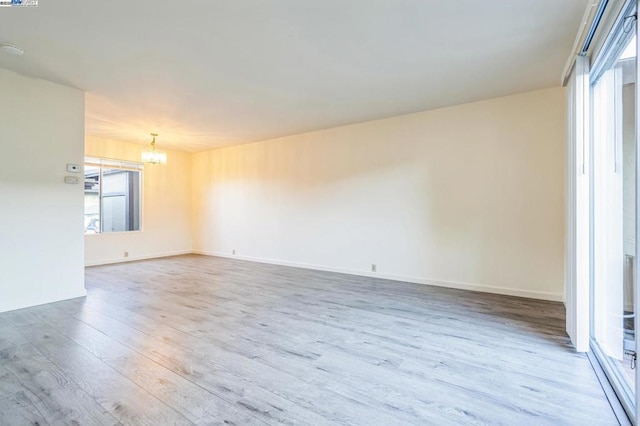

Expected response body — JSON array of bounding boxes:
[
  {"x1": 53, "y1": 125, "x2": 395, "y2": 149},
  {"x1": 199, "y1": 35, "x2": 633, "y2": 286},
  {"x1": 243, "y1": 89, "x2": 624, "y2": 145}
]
[
  {"x1": 562, "y1": 0, "x2": 601, "y2": 85},
  {"x1": 85, "y1": 250, "x2": 192, "y2": 267},
  {"x1": 0, "y1": 290, "x2": 87, "y2": 315},
  {"x1": 85, "y1": 248, "x2": 564, "y2": 301},
  {"x1": 590, "y1": 0, "x2": 638, "y2": 84},
  {"x1": 562, "y1": 1, "x2": 631, "y2": 86},
  {"x1": 193, "y1": 250, "x2": 563, "y2": 302},
  {"x1": 634, "y1": 2, "x2": 640, "y2": 414},
  {"x1": 85, "y1": 156, "x2": 143, "y2": 171},
  {"x1": 85, "y1": 230, "x2": 143, "y2": 236}
]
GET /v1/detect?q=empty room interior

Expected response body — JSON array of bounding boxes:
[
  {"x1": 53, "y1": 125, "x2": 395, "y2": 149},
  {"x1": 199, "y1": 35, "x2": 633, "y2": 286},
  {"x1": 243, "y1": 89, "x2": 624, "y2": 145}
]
[{"x1": 3, "y1": 0, "x2": 640, "y2": 424}]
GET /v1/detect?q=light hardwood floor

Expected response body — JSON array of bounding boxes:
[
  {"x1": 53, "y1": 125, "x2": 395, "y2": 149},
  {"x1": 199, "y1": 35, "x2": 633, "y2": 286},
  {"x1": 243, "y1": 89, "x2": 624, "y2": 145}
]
[{"x1": 0, "y1": 254, "x2": 618, "y2": 425}]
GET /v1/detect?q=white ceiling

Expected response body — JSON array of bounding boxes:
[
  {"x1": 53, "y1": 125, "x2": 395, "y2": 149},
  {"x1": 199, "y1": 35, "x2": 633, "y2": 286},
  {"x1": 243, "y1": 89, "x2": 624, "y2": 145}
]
[{"x1": 0, "y1": 0, "x2": 588, "y2": 152}]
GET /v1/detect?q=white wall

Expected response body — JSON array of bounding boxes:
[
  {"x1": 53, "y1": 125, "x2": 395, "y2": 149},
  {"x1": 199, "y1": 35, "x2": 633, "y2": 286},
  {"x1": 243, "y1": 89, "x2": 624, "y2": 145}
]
[
  {"x1": 192, "y1": 87, "x2": 566, "y2": 301},
  {"x1": 0, "y1": 68, "x2": 86, "y2": 313},
  {"x1": 85, "y1": 138, "x2": 192, "y2": 265}
]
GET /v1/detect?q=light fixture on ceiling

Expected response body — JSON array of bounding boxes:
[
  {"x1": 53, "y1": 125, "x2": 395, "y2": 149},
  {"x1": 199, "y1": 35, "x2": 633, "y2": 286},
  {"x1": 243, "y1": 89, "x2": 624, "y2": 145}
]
[
  {"x1": 0, "y1": 43, "x2": 24, "y2": 56},
  {"x1": 142, "y1": 133, "x2": 167, "y2": 165}
]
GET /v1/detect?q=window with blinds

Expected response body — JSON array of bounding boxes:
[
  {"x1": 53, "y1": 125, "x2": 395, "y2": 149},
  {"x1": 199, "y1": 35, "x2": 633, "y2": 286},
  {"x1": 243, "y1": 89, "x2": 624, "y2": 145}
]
[{"x1": 84, "y1": 157, "x2": 142, "y2": 234}]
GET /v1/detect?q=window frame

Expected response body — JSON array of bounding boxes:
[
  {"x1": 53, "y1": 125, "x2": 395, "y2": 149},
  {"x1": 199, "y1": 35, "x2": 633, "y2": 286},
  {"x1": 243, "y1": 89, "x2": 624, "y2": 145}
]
[{"x1": 84, "y1": 156, "x2": 144, "y2": 235}]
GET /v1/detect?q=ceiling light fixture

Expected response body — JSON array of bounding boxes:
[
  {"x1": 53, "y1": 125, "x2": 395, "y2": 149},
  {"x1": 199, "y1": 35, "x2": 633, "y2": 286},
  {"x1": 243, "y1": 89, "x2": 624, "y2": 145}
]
[
  {"x1": 142, "y1": 133, "x2": 167, "y2": 165},
  {"x1": 0, "y1": 43, "x2": 24, "y2": 56}
]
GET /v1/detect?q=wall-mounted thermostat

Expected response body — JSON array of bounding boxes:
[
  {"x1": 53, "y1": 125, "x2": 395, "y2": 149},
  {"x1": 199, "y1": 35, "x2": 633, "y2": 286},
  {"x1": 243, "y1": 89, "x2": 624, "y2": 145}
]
[
  {"x1": 64, "y1": 176, "x2": 80, "y2": 184},
  {"x1": 67, "y1": 164, "x2": 81, "y2": 173}
]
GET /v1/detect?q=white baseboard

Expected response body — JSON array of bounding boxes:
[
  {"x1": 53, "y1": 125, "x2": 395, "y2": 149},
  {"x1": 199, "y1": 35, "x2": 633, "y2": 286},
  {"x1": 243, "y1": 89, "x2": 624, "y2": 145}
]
[
  {"x1": 0, "y1": 289, "x2": 87, "y2": 315},
  {"x1": 85, "y1": 249, "x2": 563, "y2": 302},
  {"x1": 85, "y1": 250, "x2": 192, "y2": 267},
  {"x1": 192, "y1": 250, "x2": 563, "y2": 302}
]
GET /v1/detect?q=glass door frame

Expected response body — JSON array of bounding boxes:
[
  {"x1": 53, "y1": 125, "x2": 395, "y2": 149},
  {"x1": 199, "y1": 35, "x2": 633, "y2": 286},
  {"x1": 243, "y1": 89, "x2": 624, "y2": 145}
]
[{"x1": 588, "y1": 0, "x2": 639, "y2": 423}]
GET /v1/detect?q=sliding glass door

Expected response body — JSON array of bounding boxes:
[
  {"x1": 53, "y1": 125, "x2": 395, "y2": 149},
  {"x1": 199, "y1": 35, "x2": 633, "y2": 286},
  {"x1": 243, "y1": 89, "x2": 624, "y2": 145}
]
[{"x1": 591, "y1": 10, "x2": 638, "y2": 421}]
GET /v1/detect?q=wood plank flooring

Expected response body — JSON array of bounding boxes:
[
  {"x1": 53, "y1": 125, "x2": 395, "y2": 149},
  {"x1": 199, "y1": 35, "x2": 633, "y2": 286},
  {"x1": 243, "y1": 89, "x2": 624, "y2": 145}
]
[{"x1": 0, "y1": 254, "x2": 619, "y2": 425}]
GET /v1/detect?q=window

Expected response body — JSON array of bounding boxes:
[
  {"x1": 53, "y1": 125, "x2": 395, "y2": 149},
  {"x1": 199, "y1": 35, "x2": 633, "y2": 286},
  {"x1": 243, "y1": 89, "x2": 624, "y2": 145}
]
[
  {"x1": 84, "y1": 157, "x2": 142, "y2": 234},
  {"x1": 589, "y1": 6, "x2": 637, "y2": 421}
]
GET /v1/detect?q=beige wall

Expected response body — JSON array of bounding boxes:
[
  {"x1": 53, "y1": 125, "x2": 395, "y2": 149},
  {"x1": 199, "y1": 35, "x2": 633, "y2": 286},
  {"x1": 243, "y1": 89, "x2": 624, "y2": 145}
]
[
  {"x1": 0, "y1": 68, "x2": 86, "y2": 313},
  {"x1": 85, "y1": 138, "x2": 192, "y2": 265},
  {"x1": 192, "y1": 87, "x2": 566, "y2": 300}
]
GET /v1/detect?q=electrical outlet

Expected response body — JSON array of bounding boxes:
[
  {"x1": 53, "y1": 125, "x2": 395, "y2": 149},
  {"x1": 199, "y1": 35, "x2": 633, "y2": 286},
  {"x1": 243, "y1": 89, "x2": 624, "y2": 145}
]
[
  {"x1": 371, "y1": 264, "x2": 377, "y2": 273},
  {"x1": 232, "y1": 249, "x2": 236, "y2": 255},
  {"x1": 124, "y1": 251, "x2": 129, "y2": 258}
]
